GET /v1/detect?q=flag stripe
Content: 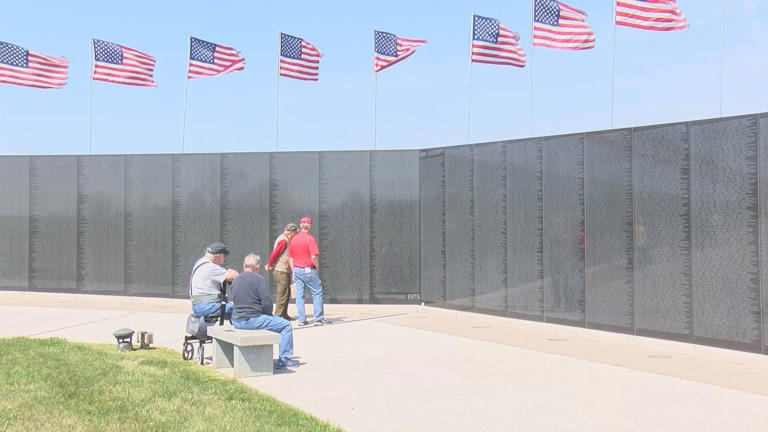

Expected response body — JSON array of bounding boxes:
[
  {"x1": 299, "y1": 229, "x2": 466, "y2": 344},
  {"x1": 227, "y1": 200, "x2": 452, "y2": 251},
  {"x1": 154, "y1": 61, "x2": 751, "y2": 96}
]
[
  {"x1": 373, "y1": 49, "x2": 416, "y2": 72},
  {"x1": 0, "y1": 65, "x2": 68, "y2": 87},
  {"x1": 471, "y1": 58, "x2": 526, "y2": 67},
  {"x1": 616, "y1": 0, "x2": 689, "y2": 31},
  {"x1": 278, "y1": 61, "x2": 319, "y2": 77}
]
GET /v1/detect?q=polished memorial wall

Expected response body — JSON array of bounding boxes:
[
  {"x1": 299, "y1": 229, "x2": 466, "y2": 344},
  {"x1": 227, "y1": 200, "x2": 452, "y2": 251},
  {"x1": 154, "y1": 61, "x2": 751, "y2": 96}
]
[
  {"x1": 0, "y1": 151, "x2": 421, "y2": 304},
  {"x1": 1, "y1": 113, "x2": 767, "y2": 353},
  {"x1": 420, "y1": 113, "x2": 767, "y2": 354}
]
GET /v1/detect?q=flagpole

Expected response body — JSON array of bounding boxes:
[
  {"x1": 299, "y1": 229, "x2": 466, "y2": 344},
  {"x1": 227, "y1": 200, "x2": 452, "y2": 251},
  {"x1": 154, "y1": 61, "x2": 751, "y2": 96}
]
[
  {"x1": 718, "y1": 0, "x2": 726, "y2": 117},
  {"x1": 467, "y1": 14, "x2": 474, "y2": 144},
  {"x1": 373, "y1": 29, "x2": 377, "y2": 151},
  {"x1": 610, "y1": 0, "x2": 617, "y2": 128},
  {"x1": 181, "y1": 35, "x2": 190, "y2": 153},
  {"x1": 530, "y1": 2, "x2": 535, "y2": 136},
  {"x1": 89, "y1": 37, "x2": 94, "y2": 154},
  {"x1": 276, "y1": 32, "x2": 281, "y2": 152}
]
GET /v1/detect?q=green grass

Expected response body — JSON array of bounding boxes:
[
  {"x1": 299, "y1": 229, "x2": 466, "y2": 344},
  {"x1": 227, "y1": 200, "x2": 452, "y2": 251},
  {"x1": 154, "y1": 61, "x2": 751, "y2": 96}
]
[{"x1": 0, "y1": 337, "x2": 342, "y2": 432}]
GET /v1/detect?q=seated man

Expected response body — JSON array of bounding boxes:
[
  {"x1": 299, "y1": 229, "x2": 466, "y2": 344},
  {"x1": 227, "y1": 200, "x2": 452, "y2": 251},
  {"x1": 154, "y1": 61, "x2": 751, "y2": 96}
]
[
  {"x1": 231, "y1": 254, "x2": 299, "y2": 369},
  {"x1": 189, "y1": 242, "x2": 238, "y2": 319}
]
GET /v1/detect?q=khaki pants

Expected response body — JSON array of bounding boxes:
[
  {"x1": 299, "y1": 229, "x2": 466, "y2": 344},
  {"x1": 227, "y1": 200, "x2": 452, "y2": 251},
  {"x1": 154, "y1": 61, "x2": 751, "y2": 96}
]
[{"x1": 273, "y1": 270, "x2": 291, "y2": 317}]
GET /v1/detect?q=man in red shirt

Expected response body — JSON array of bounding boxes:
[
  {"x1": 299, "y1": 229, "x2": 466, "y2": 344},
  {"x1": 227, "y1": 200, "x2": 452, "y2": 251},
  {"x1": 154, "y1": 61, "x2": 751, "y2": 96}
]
[{"x1": 289, "y1": 216, "x2": 330, "y2": 326}]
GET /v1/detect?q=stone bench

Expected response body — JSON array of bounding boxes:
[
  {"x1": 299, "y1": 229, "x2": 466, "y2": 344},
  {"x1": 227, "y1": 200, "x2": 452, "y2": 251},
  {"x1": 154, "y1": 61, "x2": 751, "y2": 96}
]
[{"x1": 207, "y1": 325, "x2": 280, "y2": 378}]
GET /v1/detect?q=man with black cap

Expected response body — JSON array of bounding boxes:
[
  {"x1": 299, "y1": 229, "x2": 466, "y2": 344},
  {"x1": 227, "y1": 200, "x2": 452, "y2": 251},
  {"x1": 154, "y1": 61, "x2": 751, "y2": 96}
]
[
  {"x1": 189, "y1": 242, "x2": 239, "y2": 319},
  {"x1": 265, "y1": 223, "x2": 299, "y2": 320}
]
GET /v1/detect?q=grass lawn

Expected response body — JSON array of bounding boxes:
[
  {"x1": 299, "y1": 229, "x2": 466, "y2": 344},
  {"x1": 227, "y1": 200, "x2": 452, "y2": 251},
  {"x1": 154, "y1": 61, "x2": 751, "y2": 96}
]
[{"x1": 0, "y1": 337, "x2": 342, "y2": 432}]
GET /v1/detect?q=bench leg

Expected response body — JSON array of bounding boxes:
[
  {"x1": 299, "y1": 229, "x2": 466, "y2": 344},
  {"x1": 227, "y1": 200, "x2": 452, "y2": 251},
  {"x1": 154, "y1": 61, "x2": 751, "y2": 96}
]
[
  {"x1": 233, "y1": 345, "x2": 274, "y2": 378},
  {"x1": 212, "y1": 339, "x2": 234, "y2": 369}
]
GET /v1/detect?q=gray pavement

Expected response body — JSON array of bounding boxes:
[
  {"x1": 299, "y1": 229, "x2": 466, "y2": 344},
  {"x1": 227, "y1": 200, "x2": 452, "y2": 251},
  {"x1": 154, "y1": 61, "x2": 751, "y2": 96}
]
[{"x1": 2, "y1": 291, "x2": 768, "y2": 431}]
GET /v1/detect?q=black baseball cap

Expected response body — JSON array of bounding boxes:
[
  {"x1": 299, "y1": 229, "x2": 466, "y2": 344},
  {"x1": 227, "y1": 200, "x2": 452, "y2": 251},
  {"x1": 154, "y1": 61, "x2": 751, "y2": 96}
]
[{"x1": 206, "y1": 242, "x2": 229, "y2": 255}]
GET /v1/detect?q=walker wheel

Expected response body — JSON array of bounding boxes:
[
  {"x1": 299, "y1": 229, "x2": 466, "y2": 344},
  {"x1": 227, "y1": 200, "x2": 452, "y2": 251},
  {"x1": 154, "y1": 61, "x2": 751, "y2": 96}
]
[{"x1": 182, "y1": 342, "x2": 194, "y2": 360}]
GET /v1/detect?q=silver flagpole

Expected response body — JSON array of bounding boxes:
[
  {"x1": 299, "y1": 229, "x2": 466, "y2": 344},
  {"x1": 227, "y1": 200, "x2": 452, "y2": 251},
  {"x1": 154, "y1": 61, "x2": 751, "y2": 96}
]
[
  {"x1": 181, "y1": 35, "x2": 190, "y2": 153},
  {"x1": 89, "y1": 37, "x2": 94, "y2": 154},
  {"x1": 467, "y1": 14, "x2": 474, "y2": 144},
  {"x1": 718, "y1": 0, "x2": 726, "y2": 117},
  {"x1": 373, "y1": 29, "x2": 377, "y2": 151},
  {"x1": 530, "y1": 1, "x2": 535, "y2": 136},
  {"x1": 610, "y1": 0, "x2": 617, "y2": 128},
  {"x1": 276, "y1": 32, "x2": 281, "y2": 152}
]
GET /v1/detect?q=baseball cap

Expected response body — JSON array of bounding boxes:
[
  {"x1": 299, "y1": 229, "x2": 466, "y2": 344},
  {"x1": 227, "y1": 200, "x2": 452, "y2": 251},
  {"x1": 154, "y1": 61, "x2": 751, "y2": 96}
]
[
  {"x1": 300, "y1": 216, "x2": 312, "y2": 225},
  {"x1": 284, "y1": 223, "x2": 298, "y2": 232},
  {"x1": 206, "y1": 242, "x2": 229, "y2": 255}
]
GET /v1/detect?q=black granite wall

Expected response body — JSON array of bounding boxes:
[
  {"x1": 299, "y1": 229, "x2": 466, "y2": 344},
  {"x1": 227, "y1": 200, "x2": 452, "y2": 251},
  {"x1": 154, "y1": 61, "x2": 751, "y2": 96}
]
[
  {"x1": 0, "y1": 150, "x2": 420, "y2": 304},
  {"x1": 419, "y1": 113, "x2": 767, "y2": 354}
]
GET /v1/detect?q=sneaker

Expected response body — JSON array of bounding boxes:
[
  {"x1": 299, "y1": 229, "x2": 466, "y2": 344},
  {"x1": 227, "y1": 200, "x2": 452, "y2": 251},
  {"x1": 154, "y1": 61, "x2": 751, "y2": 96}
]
[
  {"x1": 274, "y1": 358, "x2": 286, "y2": 369},
  {"x1": 280, "y1": 357, "x2": 299, "y2": 367},
  {"x1": 314, "y1": 319, "x2": 332, "y2": 326},
  {"x1": 297, "y1": 320, "x2": 309, "y2": 326}
]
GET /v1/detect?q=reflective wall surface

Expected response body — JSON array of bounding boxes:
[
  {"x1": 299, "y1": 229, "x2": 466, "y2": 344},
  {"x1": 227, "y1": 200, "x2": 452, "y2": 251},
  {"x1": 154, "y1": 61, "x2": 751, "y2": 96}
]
[
  {"x1": 2, "y1": 114, "x2": 767, "y2": 354},
  {"x1": 420, "y1": 113, "x2": 767, "y2": 354},
  {"x1": 0, "y1": 151, "x2": 420, "y2": 304}
]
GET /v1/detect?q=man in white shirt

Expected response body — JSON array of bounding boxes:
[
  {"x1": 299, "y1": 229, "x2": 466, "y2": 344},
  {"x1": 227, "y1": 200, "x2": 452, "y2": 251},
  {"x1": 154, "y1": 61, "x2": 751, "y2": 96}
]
[{"x1": 189, "y1": 242, "x2": 238, "y2": 318}]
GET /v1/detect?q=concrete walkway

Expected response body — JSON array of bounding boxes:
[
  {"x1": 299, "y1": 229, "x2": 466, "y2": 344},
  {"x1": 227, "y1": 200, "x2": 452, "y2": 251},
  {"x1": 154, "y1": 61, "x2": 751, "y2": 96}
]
[{"x1": 2, "y1": 291, "x2": 768, "y2": 431}]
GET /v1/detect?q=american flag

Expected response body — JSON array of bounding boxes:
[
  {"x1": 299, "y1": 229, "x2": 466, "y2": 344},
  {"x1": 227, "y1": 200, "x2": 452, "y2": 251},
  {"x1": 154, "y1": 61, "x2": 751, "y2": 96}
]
[
  {"x1": 533, "y1": 0, "x2": 595, "y2": 50},
  {"x1": 92, "y1": 39, "x2": 156, "y2": 87},
  {"x1": 279, "y1": 33, "x2": 322, "y2": 81},
  {"x1": 616, "y1": 0, "x2": 688, "y2": 31},
  {"x1": 471, "y1": 15, "x2": 526, "y2": 68},
  {"x1": 373, "y1": 30, "x2": 426, "y2": 73},
  {"x1": 0, "y1": 41, "x2": 68, "y2": 89},
  {"x1": 188, "y1": 37, "x2": 245, "y2": 79}
]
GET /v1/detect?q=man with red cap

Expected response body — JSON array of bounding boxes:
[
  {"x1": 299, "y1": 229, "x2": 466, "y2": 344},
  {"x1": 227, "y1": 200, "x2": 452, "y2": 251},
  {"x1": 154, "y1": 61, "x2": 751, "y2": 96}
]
[{"x1": 289, "y1": 216, "x2": 331, "y2": 326}]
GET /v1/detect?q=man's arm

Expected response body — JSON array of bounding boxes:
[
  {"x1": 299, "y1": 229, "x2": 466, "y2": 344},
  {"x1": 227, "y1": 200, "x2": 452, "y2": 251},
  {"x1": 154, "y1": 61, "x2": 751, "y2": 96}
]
[
  {"x1": 309, "y1": 236, "x2": 320, "y2": 271},
  {"x1": 266, "y1": 239, "x2": 288, "y2": 270}
]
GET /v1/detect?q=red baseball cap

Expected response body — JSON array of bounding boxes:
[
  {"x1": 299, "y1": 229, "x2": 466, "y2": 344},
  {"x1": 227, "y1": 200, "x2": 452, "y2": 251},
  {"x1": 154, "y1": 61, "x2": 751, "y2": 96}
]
[{"x1": 300, "y1": 216, "x2": 312, "y2": 225}]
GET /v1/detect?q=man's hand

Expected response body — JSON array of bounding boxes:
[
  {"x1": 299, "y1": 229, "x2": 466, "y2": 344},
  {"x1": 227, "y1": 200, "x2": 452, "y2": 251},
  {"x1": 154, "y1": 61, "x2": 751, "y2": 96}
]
[
  {"x1": 265, "y1": 265, "x2": 273, "y2": 271},
  {"x1": 224, "y1": 269, "x2": 239, "y2": 282},
  {"x1": 311, "y1": 255, "x2": 320, "y2": 273}
]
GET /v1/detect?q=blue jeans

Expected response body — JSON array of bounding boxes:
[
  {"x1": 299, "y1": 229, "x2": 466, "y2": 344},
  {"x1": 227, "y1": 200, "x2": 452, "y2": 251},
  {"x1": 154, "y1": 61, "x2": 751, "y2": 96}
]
[
  {"x1": 232, "y1": 315, "x2": 294, "y2": 359},
  {"x1": 192, "y1": 301, "x2": 232, "y2": 319},
  {"x1": 293, "y1": 267, "x2": 324, "y2": 322}
]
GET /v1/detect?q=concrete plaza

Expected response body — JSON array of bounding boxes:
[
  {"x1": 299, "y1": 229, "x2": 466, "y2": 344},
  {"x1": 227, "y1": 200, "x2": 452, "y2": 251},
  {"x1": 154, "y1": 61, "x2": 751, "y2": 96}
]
[{"x1": 1, "y1": 290, "x2": 768, "y2": 431}]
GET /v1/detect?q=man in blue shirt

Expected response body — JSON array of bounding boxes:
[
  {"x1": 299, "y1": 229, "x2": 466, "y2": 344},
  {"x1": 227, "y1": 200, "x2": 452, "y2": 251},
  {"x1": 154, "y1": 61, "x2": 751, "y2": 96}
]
[{"x1": 231, "y1": 254, "x2": 299, "y2": 369}]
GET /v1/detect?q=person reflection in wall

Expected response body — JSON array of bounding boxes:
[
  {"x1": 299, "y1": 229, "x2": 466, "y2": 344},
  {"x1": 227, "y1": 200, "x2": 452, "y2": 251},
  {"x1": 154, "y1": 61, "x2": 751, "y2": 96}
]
[{"x1": 189, "y1": 242, "x2": 238, "y2": 319}]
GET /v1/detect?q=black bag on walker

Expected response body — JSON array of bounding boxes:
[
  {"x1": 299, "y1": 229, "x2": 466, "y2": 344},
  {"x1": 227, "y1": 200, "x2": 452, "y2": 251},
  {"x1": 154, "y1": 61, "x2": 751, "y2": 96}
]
[{"x1": 186, "y1": 314, "x2": 210, "y2": 339}]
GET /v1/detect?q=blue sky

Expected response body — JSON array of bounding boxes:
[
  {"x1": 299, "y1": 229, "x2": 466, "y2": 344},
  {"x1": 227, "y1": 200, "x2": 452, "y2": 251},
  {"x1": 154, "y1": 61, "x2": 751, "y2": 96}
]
[{"x1": 1, "y1": 1, "x2": 766, "y2": 155}]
